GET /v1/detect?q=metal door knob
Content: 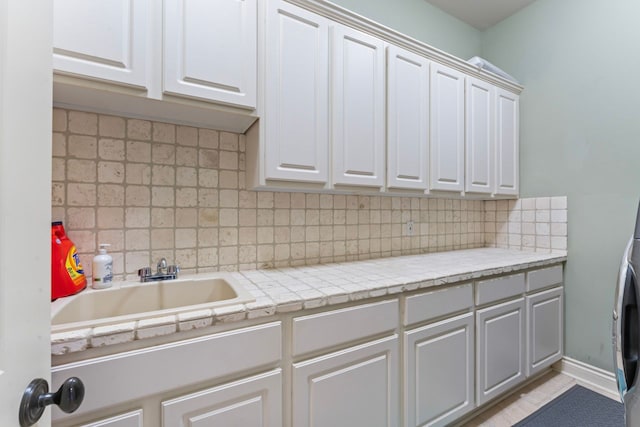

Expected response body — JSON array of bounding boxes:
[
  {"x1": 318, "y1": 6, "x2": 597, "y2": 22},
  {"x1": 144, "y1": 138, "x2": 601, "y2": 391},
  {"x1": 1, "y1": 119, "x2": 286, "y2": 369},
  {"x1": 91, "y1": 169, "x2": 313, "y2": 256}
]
[{"x1": 19, "y1": 377, "x2": 85, "y2": 427}]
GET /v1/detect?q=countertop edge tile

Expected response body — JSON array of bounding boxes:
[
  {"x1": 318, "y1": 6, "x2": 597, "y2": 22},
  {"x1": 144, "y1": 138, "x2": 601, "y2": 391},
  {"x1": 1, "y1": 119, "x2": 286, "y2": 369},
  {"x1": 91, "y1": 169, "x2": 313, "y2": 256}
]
[{"x1": 51, "y1": 248, "x2": 567, "y2": 355}]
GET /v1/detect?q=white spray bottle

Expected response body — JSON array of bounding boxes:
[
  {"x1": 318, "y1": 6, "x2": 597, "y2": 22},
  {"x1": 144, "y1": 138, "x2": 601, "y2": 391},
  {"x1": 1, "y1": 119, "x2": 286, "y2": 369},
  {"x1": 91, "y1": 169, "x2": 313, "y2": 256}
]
[{"x1": 92, "y1": 243, "x2": 113, "y2": 289}]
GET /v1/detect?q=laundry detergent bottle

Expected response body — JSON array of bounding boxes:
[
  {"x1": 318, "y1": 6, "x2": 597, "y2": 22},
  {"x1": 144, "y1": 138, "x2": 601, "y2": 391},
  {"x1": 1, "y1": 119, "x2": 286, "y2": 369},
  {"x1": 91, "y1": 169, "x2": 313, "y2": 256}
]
[{"x1": 51, "y1": 221, "x2": 87, "y2": 300}]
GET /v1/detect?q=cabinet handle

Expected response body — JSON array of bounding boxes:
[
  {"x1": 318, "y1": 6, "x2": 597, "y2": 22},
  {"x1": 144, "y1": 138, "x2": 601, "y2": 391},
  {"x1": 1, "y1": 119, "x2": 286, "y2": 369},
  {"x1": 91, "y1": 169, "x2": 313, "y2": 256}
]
[{"x1": 18, "y1": 377, "x2": 85, "y2": 426}]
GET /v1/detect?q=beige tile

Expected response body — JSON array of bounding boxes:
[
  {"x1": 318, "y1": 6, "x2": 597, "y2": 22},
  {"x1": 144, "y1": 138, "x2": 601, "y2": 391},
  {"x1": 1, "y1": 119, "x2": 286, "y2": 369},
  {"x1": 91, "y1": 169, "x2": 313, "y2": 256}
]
[
  {"x1": 126, "y1": 185, "x2": 150, "y2": 206},
  {"x1": 177, "y1": 125, "x2": 198, "y2": 147},
  {"x1": 67, "y1": 183, "x2": 96, "y2": 206},
  {"x1": 152, "y1": 186, "x2": 175, "y2": 207},
  {"x1": 98, "y1": 184, "x2": 124, "y2": 206},
  {"x1": 99, "y1": 115, "x2": 125, "y2": 138},
  {"x1": 176, "y1": 167, "x2": 197, "y2": 187},
  {"x1": 52, "y1": 108, "x2": 67, "y2": 132},
  {"x1": 199, "y1": 129, "x2": 219, "y2": 149},
  {"x1": 127, "y1": 119, "x2": 151, "y2": 140},
  {"x1": 126, "y1": 140, "x2": 151, "y2": 163},
  {"x1": 98, "y1": 161, "x2": 124, "y2": 183},
  {"x1": 151, "y1": 165, "x2": 175, "y2": 186},
  {"x1": 97, "y1": 207, "x2": 124, "y2": 228},
  {"x1": 126, "y1": 229, "x2": 150, "y2": 250},
  {"x1": 220, "y1": 132, "x2": 238, "y2": 151},
  {"x1": 99, "y1": 138, "x2": 125, "y2": 161},
  {"x1": 219, "y1": 150, "x2": 238, "y2": 170},
  {"x1": 69, "y1": 111, "x2": 97, "y2": 135},
  {"x1": 52, "y1": 132, "x2": 66, "y2": 157},
  {"x1": 176, "y1": 208, "x2": 197, "y2": 228},
  {"x1": 219, "y1": 170, "x2": 238, "y2": 189},
  {"x1": 152, "y1": 122, "x2": 175, "y2": 144},
  {"x1": 175, "y1": 228, "x2": 197, "y2": 249},
  {"x1": 151, "y1": 228, "x2": 174, "y2": 249},
  {"x1": 152, "y1": 143, "x2": 175, "y2": 165},
  {"x1": 126, "y1": 163, "x2": 151, "y2": 185},
  {"x1": 199, "y1": 168, "x2": 218, "y2": 188},
  {"x1": 176, "y1": 188, "x2": 198, "y2": 207},
  {"x1": 176, "y1": 146, "x2": 198, "y2": 167},
  {"x1": 68, "y1": 135, "x2": 97, "y2": 159}
]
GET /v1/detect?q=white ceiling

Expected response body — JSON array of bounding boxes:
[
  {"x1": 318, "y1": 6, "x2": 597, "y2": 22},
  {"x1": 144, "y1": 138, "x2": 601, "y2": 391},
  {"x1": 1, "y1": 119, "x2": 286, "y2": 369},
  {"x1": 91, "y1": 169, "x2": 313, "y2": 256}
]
[{"x1": 424, "y1": 0, "x2": 537, "y2": 30}]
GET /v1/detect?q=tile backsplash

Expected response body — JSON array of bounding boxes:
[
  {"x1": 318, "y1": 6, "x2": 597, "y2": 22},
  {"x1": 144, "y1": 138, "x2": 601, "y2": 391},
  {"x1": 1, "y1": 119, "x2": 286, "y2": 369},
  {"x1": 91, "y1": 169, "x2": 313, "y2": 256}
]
[
  {"x1": 52, "y1": 108, "x2": 503, "y2": 281},
  {"x1": 52, "y1": 108, "x2": 567, "y2": 281}
]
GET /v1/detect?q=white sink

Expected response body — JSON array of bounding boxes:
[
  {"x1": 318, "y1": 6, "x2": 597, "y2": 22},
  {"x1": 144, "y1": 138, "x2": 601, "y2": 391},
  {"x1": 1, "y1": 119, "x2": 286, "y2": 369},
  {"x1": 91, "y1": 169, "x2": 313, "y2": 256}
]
[{"x1": 51, "y1": 273, "x2": 255, "y2": 331}]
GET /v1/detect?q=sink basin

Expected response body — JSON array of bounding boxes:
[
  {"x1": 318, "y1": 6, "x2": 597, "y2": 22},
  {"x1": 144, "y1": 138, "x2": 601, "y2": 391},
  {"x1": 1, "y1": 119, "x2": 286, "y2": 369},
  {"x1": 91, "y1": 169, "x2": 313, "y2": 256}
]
[{"x1": 51, "y1": 273, "x2": 255, "y2": 331}]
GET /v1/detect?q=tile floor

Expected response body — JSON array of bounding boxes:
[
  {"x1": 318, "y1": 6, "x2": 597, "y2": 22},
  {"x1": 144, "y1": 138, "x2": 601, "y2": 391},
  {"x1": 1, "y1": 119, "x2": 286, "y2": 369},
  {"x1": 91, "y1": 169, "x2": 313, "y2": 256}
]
[{"x1": 461, "y1": 370, "x2": 621, "y2": 426}]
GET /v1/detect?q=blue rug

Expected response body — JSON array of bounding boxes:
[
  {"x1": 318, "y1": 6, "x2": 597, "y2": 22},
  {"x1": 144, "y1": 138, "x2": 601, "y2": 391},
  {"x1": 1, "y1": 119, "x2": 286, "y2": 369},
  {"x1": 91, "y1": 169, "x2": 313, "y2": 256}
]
[{"x1": 514, "y1": 385, "x2": 624, "y2": 426}]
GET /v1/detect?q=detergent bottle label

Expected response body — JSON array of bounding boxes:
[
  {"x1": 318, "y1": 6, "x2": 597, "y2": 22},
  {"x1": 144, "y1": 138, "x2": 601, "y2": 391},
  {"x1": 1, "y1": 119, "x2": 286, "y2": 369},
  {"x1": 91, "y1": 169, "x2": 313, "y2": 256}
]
[{"x1": 65, "y1": 245, "x2": 86, "y2": 286}]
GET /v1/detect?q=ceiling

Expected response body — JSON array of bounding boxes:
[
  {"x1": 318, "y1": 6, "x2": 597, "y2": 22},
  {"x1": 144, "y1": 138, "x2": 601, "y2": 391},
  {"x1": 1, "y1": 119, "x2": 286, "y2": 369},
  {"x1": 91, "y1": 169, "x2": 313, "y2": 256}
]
[{"x1": 424, "y1": 0, "x2": 537, "y2": 30}]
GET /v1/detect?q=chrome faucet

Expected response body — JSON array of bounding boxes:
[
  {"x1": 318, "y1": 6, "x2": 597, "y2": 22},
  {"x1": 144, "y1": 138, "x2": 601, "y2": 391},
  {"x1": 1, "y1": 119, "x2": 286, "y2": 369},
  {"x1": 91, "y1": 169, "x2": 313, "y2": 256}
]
[{"x1": 138, "y1": 258, "x2": 180, "y2": 282}]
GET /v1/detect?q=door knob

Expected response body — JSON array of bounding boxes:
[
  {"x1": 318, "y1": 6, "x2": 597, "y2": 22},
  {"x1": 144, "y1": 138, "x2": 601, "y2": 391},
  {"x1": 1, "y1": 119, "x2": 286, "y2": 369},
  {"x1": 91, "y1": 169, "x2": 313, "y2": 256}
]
[{"x1": 19, "y1": 377, "x2": 85, "y2": 427}]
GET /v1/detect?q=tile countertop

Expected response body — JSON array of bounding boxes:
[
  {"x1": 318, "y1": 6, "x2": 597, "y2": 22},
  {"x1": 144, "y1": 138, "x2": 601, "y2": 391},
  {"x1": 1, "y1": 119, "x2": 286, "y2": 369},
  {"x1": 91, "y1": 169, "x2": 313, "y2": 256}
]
[{"x1": 51, "y1": 248, "x2": 567, "y2": 355}]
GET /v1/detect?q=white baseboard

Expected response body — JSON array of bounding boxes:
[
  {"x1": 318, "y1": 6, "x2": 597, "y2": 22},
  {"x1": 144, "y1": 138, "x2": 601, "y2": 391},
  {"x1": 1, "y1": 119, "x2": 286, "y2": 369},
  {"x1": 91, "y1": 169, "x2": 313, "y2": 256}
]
[{"x1": 553, "y1": 356, "x2": 620, "y2": 401}]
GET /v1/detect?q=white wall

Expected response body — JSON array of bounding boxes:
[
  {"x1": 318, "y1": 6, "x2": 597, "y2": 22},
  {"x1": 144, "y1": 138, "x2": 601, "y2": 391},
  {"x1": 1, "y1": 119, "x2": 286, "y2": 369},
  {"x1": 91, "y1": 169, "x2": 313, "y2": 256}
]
[{"x1": 482, "y1": 0, "x2": 640, "y2": 371}]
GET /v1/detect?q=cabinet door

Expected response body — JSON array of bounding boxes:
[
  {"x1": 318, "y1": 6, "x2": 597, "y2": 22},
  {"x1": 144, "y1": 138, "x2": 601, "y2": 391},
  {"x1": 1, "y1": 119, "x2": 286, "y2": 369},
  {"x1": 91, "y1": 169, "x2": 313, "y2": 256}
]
[
  {"x1": 465, "y1": 77, "x2": 494, "y2": 194},
  {"x1": 476, "y1": 297, "x2": 526, "y2": 405},
  {"x1": 78, "y1": 410, "x2": 143, "y2": 427},
  {"x1": 527, "y1": 287, "x2": 563, "y2": 376},
  {"x1": 495, "y1": 88, "x2": 519, "y2": 196},
  {"x1": 264, "y1": 0, "x2": 329, "y2": 183},
  {"x1": 53, "y1": 0, "x2": 148, "y2": 88},
  {"x1": 405, "y1": 313, "x2": 474, "y2": 427},
  {"x1": 430, "y1": 63, "x2": 465, "y2": 192},
  {"x1": 293, "y1": 336, "x2": 398, "y2": 427},
  {"x1": 164, "y1": 0, "x2": 257, "y2": 109},
  {"x1": 386, "y1": 45, "x2": 429, "y2": 191},
  {"x1": 162, "y1": 369, "x2": 282, "y2": 427},
  {"x1": 332, "y1": 25, "x2": 385, "y2": 188}
]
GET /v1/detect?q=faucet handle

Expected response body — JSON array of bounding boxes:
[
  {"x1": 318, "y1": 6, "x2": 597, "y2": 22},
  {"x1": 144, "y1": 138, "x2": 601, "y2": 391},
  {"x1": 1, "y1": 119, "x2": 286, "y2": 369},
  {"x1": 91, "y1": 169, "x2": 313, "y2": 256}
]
[
  {"x1": 167, "y1": 265, "x2": 180, "y2": 277},
  {"x1": 138, "y1": 267, "x2": 151, "y2": 280}
]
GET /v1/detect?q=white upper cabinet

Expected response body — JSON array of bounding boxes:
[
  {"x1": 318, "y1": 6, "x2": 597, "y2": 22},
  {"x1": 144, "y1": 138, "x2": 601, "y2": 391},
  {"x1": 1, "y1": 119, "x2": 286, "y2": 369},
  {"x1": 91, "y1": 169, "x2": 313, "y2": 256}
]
[
  {"x1": 495, "y1": 87, "x2": 520, "y2": 196},
  {"x1": 164, "y1": 0, "x2": 257, "y2": 109},
  {"x1": 53, "y1": 0, "x2": 148, "y2": 88},
  {"x1": 331, "y1": 25, "x2": 386, "y2": 188},
  {"x1": 263, "y1": 0, "x2": 329, "y2": 184},
  {"x1": 386, "y1": 45, "x2": 430, "y2": 191},
  {"x1": 430, "y1": 63, "x2": 465, "y2": 193},
  {"x1": 465, "y1": 77, "x2": 494, "y2": 194}
]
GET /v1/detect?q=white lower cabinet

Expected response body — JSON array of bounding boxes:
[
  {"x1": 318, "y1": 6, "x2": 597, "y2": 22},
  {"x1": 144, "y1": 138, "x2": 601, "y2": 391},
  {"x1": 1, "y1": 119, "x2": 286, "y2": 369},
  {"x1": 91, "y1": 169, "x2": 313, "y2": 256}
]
[
  {"x1": 293, "y1": 335, "x2": 399, "y2": 427},
  {"x1": 52, "y1": 265, "x2": 563, "y2": 427},
  {"x1": 476, "y1": 297, "x2": 526, "y2": 406},
  {"x1": 527, "y1": 287, "x2": 563, "y2": 376},
  {"x1": 162, "y1": 369, "x2": 282, "y2": 427},
  {"x1": 405, "y1": 312, "x2": 475, "y2": 427}
]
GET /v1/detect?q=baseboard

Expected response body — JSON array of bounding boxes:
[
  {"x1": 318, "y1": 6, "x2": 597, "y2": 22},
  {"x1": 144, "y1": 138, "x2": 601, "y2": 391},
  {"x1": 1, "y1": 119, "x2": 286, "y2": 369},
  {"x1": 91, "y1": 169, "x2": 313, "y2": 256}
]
[{"x1": 553, "y1": 356, "x2": 620, "y2": 401}]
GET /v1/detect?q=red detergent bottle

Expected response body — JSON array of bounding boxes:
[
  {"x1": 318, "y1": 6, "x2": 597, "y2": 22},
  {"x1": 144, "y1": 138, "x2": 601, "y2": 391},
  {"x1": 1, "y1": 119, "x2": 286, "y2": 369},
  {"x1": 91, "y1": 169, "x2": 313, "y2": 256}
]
[{"x1": 51, "y1": 221, "x2": 87, "y2": 300}]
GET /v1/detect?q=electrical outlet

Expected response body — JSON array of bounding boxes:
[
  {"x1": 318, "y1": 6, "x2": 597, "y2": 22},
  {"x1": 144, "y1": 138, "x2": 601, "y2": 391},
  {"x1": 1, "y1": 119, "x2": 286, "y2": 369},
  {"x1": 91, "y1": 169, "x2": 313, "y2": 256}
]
[{"x1": 406, "y1": 221, "x2": 414, "y2": 236}]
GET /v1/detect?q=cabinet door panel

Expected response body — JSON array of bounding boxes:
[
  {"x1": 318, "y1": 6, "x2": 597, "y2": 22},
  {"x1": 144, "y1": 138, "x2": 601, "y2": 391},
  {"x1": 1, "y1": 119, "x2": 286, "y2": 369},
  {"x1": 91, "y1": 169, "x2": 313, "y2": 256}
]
[
  {"x1": 466, "y1": 77, "x2": 494, "y2": 194},
  {"x1": 162, "y1": 370, "x2": 281, "y2": 427},
  {"x1": 332, "y1": 25, "x2": 385, "y2": 187},
  {"x1": 405, "y1": 313, "x2": 474, "y2": 427},
  {"x1": 52, "y1": 322, "x2": 281, "y2": 420},
  {"x1": 164, "y1": 0, "x2": 257, "y2": 108},
  {"x1": 264, "y1": 1, "x2": 329, "y2": 183},
  {"x1": 527, "y1": 287, "x2": 563, "y2": 376},
  {"x1": 430, "y1": 63, "x2": 464, "y2": 192},
  {"x1": 53, "y1": 0, "x2": 148, "y2": 87},
  {"x1": 79, "y1": 410, "x2": 143, "y2": 427},
  {"x1": 387, "y1": 45, "x2": 429, "y2": 190},
  {"x1": 495, "y1": 88, "x2": 519, "y2": 196},
  {"x1": 477, "y1": 298, "x2": 526, "y2": 405},
  {"x1": 293, "y1": 336, "x2": 398, "y2": 427}
]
